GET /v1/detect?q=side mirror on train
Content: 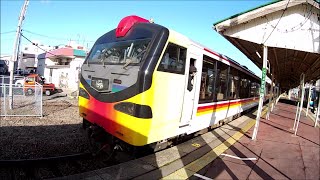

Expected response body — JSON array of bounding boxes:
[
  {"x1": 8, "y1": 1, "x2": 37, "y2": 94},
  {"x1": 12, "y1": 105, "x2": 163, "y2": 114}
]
[
  {"x1": 187, "y1": 66, "x2": 197, "y2": 91},
  {"x1": 187, "y1": 73, "x2": 197, "y2": 91},
  {"x1": 187, "y1": 74, "x2": 193, "y2": 91}
]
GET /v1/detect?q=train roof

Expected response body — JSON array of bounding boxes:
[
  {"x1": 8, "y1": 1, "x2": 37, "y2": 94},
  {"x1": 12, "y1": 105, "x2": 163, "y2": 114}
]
[
  {"x1": 110, "y1": 15, "x2": 260, "y2": 80},
  {"x1": 167, "y1": 28, "x2": 260, "y2": 80}
]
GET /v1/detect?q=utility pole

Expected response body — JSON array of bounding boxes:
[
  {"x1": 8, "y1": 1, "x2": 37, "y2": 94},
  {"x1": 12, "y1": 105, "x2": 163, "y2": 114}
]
[{"x1": 9, "y1": 0, "x2": 29, "y2": 109}]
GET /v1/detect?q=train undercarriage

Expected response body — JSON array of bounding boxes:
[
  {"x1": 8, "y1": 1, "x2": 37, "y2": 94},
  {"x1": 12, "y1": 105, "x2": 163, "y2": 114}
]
[{"x1": 81, "y1": 111, "x2": 244, "y2": 159}]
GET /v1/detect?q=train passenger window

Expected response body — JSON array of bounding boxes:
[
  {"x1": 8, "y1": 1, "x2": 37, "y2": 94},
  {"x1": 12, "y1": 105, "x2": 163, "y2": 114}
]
[
  {"x1": 228, "y1": 67, "x2": 239, "y2": 100},
  {"x1": 239, "y1": 74, "x2": 250, "y2": 98},
  {"x1": 250, "y1": 82, "x2": 255, "y2": 97},
  {"x1": 216, "y1": 62, "x2": 229, "y2": 101},
  {"x1": 256, "y1": 83, "x2": 260, "y2": 96},
  {"x1": 256, "y1": 82, "x2": 260, "y2": 96},
  {"x1": 247, "y1": 79, "x2": 251, "y2": 96},
  {"x1": 157, "y1": 43, "x2": 186, "y2": 74},
  {"x1": 199, "y1": 56, "x2": 216, "y2": 103},
  {"x1": 250, "y1": 79, "x2": 259, "y2": 97}
]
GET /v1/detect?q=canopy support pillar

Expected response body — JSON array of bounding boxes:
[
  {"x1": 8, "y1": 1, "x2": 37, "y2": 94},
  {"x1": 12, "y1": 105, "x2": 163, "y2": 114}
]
[
  {"x1": 315, "y1": 93, "x2": 320, "y2": 127},
  {"x1": 306, "y1": 83, "x2": 312, "y2": 117},
  {"x1": 293, "y1": 74, "x2": 305, "y2": 136},
  {"x1": 252, "y1": 45, "x2": 267, "y2": 141},
  {"x1": 271, "y1": 80, "x2": 277, "y2": 112},
  {"x1": 266, "y1": 71, "x2": 275, "y2": 119}
]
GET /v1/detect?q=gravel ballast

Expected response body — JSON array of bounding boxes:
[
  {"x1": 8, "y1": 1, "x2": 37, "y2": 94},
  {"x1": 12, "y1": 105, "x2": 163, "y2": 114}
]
[{"x1": 0, "y1": 95, "x2": 91, "y2": 160}]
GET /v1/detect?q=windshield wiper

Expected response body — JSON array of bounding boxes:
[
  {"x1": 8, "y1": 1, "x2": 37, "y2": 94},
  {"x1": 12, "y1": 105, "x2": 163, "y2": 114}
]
[
  {"x1": 123, "y1": 43, "x2": 134, "y2": 69},
  {"x1": 123, "y1": 58, "x2": 133, "y2": 69},
  {"x1": 127, "y1": 43, "x2": 134, "y2": 57}
]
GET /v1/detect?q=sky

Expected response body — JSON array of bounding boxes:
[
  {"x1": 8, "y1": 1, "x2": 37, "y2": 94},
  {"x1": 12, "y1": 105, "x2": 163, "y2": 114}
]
[{"x1": 0, "y1": 0, "x2": 272, "y2": 76}]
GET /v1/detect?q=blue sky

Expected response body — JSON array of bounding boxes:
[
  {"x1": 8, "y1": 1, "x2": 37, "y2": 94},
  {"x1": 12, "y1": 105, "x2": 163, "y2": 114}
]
[{"x1": 1, "y1": 0, "x2": 271, "y2": 76}]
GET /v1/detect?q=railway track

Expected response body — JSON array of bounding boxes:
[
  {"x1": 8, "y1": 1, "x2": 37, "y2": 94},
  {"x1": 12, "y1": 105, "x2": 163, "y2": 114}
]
[
  {"x1": 0, "y1": 105, "x2": 258, "y2": 180},
  {"x1": 0, "y1": 150, "x2": 120, "y2": 179}
]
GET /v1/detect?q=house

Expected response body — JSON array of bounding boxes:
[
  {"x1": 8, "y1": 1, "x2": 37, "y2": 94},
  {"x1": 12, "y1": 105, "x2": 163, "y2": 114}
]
[
  {"x1": 37, "y1": 46, "x2": 87, "y2": 91},
  {"x1": 18, "y1": 41, "x2": 53, "y2": 74}
]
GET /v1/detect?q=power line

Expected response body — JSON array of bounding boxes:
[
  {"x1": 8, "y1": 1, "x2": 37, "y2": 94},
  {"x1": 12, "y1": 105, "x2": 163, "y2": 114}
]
[
  {"x1": 0, "y1": 38, "x2": 15, "y2": 41},
  {"x1": 22, "y1": 29, "x2": 96, "y2": 42},
  {"x1": 0, "y1": 55, "x2": 11, "y2": 59},
  {"x1": 20, "y1": 33, "x2": 59, "y2": 57},
  {"x1": 23, "y1": 29, "x2": 71, "y2": 41},
  {"x1": 263, "y1": 0, "x2": 291, "y2": 44},
  {"x1": 0, "y1": 30, "x2": 16, "y2": 35}
]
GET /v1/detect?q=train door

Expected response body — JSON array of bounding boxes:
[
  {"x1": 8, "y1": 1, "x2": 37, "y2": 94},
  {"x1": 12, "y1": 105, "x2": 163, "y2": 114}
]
[{"x1": 180, "y1": 44, "x2": 202, "y2": 128}]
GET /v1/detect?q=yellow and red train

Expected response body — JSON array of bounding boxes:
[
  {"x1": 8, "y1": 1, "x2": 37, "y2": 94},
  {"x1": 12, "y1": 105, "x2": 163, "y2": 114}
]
[{"x1": 79, "y1": 15, "x2": 267, "y2": 151}]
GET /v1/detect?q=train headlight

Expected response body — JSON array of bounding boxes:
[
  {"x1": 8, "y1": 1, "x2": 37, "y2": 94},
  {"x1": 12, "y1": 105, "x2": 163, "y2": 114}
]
[
  {"x1": 114, "y1": 102, "x2": 152, "y2": 118},
  {"x1": 91, "y1": 77, "x2": 109, "y2": 92},
  {"x1": 95, "y1": 80, "x2": 104, "y2": 89}
]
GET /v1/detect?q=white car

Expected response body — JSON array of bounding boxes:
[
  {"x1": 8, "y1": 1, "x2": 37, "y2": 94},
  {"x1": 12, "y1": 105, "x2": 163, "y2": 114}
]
[{"x1": 15, "y1": 78, "x2": 25, "y2": 87}]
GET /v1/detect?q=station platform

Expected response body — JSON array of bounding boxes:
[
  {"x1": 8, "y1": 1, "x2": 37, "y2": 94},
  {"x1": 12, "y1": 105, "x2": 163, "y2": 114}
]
[{"x1": 59, "y1": 100, "x2": 319, "y2": 180}]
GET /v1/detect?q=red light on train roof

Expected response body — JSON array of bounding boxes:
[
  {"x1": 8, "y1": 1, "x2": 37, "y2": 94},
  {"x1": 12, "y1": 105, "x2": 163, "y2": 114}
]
[{"x1": 116, "y1": 15, "x2": 149, "y2": 38}]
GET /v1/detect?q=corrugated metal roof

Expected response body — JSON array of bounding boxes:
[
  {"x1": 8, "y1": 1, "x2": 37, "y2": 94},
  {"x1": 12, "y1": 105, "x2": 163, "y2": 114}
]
[
  {"x1": 213, "y1": 0, "x2": 281, "y2": 26},
  {"x1": 213, "y1": 0, "x2": 320, "y2": 91},
  {"x1": 213, "y1": 0, "x2": 319, "y2": 26}
]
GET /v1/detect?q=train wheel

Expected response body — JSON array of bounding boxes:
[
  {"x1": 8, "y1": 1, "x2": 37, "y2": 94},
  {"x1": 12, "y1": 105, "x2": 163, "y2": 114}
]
[
  {"x1": 86, "y1": 127, "x2": 100, "y2": 154},
  {"x1": 86, "y1": 125, "x2": 113, "y2": 156},
  {"x1": 82, "y1": 118, "x2": 90, "y2": 129}
]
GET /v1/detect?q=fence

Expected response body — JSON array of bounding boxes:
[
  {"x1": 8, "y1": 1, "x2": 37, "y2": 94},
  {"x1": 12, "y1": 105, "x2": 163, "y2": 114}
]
[
  {"x1": 0, "y1": 76, "x2": 42, "y2": 117},
  {"x1": 0, "y1": 75, "x2": 25, "y2": 83}
]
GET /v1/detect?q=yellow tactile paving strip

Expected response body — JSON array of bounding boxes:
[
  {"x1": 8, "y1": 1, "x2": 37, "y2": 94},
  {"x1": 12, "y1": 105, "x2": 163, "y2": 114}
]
[{"x1": 162, "y1": 108, "x2": 268, "y2": 179}]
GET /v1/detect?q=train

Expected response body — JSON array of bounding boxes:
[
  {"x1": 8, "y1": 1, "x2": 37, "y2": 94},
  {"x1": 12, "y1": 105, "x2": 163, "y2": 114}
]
[{"x1": 79, "y1": 15, "x2": 268, "y2": 153}]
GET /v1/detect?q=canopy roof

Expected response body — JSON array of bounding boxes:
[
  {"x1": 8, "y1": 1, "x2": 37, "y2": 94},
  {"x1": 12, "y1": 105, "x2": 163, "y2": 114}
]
[{"x1": 214, "y1": 0, "x2": 320, "y2": 91}]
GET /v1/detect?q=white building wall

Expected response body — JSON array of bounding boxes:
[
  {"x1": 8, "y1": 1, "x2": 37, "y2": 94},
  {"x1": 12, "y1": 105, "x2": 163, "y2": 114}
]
[
  {"x1": 38, "y1": 58, "x2": 57, "y2": 82},
  {"x1": 20, "y1": 42, "x2": 53, "y2": 70},
  {"x1": 45, "y1": 58, "x2": 57, "y2": 66},
  {"x1": 41, "y1": 57, "x2": 85, "y2": 91},
  {"x1": 68, "y1": 58, "x2": 85, "y2": 90}
]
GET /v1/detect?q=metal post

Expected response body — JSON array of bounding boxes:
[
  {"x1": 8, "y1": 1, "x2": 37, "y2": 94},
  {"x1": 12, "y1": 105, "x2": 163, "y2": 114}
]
[
  {"x1": 266, "y1": 73, "x2": 274, "y2": 119},
  {"x1": 9, "y1": 0, "x2": 29, "y2": 109},
  {"x1": 271, "y1": 83, "x2": 277, "y2": 112},
  {"x1": 276, "y1": 88, "x2": 281, "y2": 105},
  {"x1": 275, "y1": 86, "x2": 279, "y2": 105},
  {"x1": 315, "y1": 93, "x2": 320, "y2": 127},
  {"x1": 294, "y1": 74, "x2": 305, "y2": 136},
  {"x1": 293, "y1": 101, "x2": 300, "y2": 130},
  {"x1": 252, "y1": 45, "x2": 268, "y2": 141},
  {"x1": 40, "y1": 84, "x2": 43, "y2": 117},
  {"x1": 306, "y1": 84, "x2": 312, "y2": 116},
  {"x1": 288, "y1": 88, "x2": 291, "y2": 99},
  {"x1": 4, "y1": 84, "x2": 6, "y2": 117}
]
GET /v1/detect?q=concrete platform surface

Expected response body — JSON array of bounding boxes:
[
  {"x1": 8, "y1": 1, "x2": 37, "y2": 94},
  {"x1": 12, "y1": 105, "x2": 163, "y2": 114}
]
[{"x1": 187, "y1": 101, "x2": 319, "y2": 180}]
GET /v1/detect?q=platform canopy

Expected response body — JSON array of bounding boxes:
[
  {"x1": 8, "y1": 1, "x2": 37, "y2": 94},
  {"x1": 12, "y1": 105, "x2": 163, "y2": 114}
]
[{"x1": 213, "y1": 0, "x2": 320, "y2": 91}]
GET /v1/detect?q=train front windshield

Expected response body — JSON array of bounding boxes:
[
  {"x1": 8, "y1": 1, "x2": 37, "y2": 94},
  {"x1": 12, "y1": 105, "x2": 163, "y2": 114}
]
[
  {"x1": 87, "y1": 38, "x2": 151, "y2": 66},
  {"x1": 80, "y1": 22, "x2": 169, "y2": 103}
]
